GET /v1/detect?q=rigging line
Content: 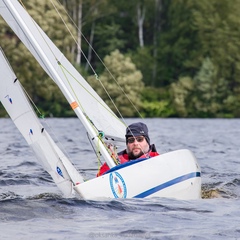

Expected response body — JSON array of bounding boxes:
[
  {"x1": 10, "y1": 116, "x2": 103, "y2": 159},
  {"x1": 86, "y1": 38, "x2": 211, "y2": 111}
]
[
  {"x1": 94, "y1": 73, "x2": 126, "y2": 122},
  {"x1": 39, "y1": 117, "x2": 83, "y2": 183},
  {"x1": 43, "y1": 130, "x2": 76, "y2": 186},
  {"x1": 18, "y1": 1, "x2": 99, "y2": 136},
  {"x1": 18, "y1": 80, "x2": 80, "y2": 179},
  {"x1": 53, "y1": 0, "x2": 143, "y2": 121},
  {"x1": 49, "y1": 0, "x2": 94, "y2": 74},
  {"x1": 13, "y1": 2, "x2": 115, "y2": 169},
  {"x1": 17, "y1": 2, "x2": 122, "y2": 162},
  {"x1": 49, "y1": 0, "x2": 117, "y2": 133},
  {"x1": 0, "y1": 47, "x2": 43, "y2": 118},
  {"x1": 15, "y1": 83, "x2": 79, "y2": 183},
  {"x1": 87, "y1": 127, "x2": 119, "y2": 167},
  {"x1": 12, "y1": 3, "x2": 81, "y2": 180},
  {"x1": 0, "y1": 47, "x2": 43, "y2": 119},
  {"x1": 57, "y1": 61, "x2": 100, "y2": 137},
  {"x1": 91, "y1": 54, "x2": 144, "y2": 120},
  {"x1": 18, "y1": 1, "x2": 94, "y2": 127},
  {"x1": 19, "y1": 0, "x2": 139, "y2": 126},
  {"x1": 8, "y1": 3, "x2": 74, "y2": 159},
  {"x1": 58, "y1": 62, "x2": 125, "y2": 125},
  {"x1": 87, "y1": 131, "x2": 102, "y2": 164},
  {"x1": 98, "y1": 132, "x2": 120, "y2": 165},
  {"x1": 57, "y1": 61, "x2": 84, "y2": 112},
  {"x1": 53, "y1": 0, "x2": 96, "y2": 75},
  {"x1": 20, "y1": 83, "x2": 44, "y2": 118},
  {"x1": 49, "y1": 0, "x2": 126, "y2": 131}
]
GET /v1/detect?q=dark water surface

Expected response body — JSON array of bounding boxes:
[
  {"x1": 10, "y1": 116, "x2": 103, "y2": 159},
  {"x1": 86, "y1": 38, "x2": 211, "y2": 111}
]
[{"x1": 1, "y1": 118, "x2": 240, "y2": 240}]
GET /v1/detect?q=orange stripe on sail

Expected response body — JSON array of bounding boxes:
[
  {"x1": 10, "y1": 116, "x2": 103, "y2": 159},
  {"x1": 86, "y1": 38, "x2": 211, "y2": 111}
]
[{"x1": 70, "y1": 101, "x2": 78, "y2": 110}]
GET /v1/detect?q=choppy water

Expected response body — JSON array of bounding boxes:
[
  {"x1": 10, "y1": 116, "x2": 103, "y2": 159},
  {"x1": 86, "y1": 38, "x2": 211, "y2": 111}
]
[{"x1": 1, "y1": 118, "x2": 240, "y2": 240}]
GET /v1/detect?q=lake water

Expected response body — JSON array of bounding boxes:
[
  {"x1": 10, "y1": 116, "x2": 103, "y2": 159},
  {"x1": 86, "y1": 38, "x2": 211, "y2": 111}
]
[{"x1": 0, "y1": 118, "x2": 240, "y2": 240}]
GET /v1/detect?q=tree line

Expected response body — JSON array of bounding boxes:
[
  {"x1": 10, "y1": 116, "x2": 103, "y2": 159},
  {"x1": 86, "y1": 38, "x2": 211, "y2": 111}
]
[{"x1": 1, "y1": 0, "x2": 240, "y2": 118}]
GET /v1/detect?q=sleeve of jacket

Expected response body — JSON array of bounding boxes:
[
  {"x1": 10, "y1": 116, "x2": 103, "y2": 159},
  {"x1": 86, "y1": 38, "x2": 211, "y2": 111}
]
[{"x1": 96, "y1": 162, "x2": 110, "y2": 177}]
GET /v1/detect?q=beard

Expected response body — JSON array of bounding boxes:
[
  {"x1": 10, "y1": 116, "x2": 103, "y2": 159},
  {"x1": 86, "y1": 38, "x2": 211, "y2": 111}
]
[{"x1": 128, "y1": 150, "x2": 144, "y2": 160}]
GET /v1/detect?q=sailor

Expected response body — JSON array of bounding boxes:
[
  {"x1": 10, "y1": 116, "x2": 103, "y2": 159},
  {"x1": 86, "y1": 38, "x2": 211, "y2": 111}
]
[{"x1": 97, "y1": 122, "x2": 159, "y2": 176}]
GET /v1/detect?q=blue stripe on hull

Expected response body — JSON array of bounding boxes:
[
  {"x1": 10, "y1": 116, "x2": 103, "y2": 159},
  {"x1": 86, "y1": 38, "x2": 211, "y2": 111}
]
[{"x1": 133, "y1": 172, "x2": 201, "y2": 198}]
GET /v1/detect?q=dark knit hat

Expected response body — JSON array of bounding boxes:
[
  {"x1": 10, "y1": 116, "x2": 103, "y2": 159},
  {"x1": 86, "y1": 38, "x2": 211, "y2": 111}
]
[{"x1": 125, "y1": 122, "x2": 150, "y2": 145}]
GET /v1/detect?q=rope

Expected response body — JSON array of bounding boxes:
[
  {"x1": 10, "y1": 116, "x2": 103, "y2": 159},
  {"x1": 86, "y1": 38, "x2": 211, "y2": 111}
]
[
  {"x1": 57, "y1": 62, "x2": 123, "y2": 124},
  {"x1": 19, "y1": 80, "x2": 45, "y2": 119},
  {"x1": 49, "y1": 0, "x2": 124, "y2": 129},
  {"x1": 18, "y1": 0, "x2": 137, "y2": 167},
  {"x1": 48, "y1": 1, "x2": 127, "y2": 165},
  {"x1": 53, "y1": 0, "x2": 143, "y2": 121},
  {"x1": 54, "y1": 0, "x2": 98, "y2": 75}
]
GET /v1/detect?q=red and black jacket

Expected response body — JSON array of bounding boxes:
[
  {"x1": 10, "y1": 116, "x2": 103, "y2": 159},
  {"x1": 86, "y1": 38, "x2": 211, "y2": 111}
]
[{"x1": 97, "y1": 144, "x2": 159, "y2": 177}]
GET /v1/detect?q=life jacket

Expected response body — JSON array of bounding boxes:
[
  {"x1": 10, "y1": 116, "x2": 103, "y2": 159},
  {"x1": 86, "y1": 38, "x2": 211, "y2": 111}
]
[{"x1": 97, "y1": 144, "x2": 159, "y2": 177}]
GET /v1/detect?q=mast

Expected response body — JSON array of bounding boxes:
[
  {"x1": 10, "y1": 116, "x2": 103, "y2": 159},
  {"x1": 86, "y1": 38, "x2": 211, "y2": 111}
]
[{"x1": 0, "y1": 0, "x2": 116, "y2": 168}]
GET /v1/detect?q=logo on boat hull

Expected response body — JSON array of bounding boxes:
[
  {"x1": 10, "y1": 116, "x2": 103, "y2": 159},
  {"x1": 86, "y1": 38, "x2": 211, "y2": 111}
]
[{"x1": 109, "y1": 172, "x2": 127, "y2": 198}]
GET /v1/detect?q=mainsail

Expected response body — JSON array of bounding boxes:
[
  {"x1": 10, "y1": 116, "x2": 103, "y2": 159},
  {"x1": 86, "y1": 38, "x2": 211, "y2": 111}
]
[
  {"x1": 0, "y1": 0, "x2": 126, "y2": 168},
  {"x1": 0, "y1": 48, "x2": 84, "y2": 197}
]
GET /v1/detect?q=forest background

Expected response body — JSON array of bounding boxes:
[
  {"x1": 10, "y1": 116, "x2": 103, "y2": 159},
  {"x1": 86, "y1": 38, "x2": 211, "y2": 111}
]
[{"x1": 1, "y1": 0, "x2": 240, "y2": 118}]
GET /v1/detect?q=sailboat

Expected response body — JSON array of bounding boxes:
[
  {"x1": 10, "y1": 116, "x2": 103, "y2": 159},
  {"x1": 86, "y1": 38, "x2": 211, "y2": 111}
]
[{"x1": 0, "y1": 0, "x2": 201, "y2": 199}]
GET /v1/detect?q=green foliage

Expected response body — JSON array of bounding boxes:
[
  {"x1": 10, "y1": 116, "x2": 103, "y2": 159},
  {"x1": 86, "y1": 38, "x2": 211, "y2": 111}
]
[
  {"x1": 87, "y1": 50, "x2": 144, "y2": 117},
  {"x1": 170, "y1": 57, "x2": 229, "y2": 117},
  {"x1": 141, "y1": 100, "x2": 174, "y2": 118},
  {"x1": 131, "y1": 47, "x2": 154, "y2": 86},
  {"x1": 156, "y1": 0, "x2": 200, "y2": 86},
  {"x1": 140, "y1": 86, "x2": 175, "y2": 117},
  {"x1": 93, "y1": 23, "x2": 127, "y2": 60},
  {"x1": 0, "y1": 103, "x2": 8, "y2": 117},
  {"x1": 170, "y1": 76, "x2": 194, "y2": 117},
  {"x1": 192, "y1": 0, "x2": 240, "y2": 89},
  {"x1": 165, "y1": 0, "x2": 240, "y2": 117},
  {"x1": 2, "y1": 0, "x2": 240, "y2": 117},
  {"x1": 223, "y1": 95, "x2": 240, "y2": 117}
]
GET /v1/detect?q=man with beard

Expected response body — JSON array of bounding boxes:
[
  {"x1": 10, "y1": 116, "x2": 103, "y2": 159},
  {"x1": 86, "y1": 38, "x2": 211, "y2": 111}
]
[{"x1": 97, "y1": 122, "x2": 159, "y2": 176}]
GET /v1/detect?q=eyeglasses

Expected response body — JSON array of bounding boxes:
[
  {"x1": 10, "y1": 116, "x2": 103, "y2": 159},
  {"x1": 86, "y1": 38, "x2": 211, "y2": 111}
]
[{"x1": 127, "y1": 136, "x2": 145, "y2": 144}]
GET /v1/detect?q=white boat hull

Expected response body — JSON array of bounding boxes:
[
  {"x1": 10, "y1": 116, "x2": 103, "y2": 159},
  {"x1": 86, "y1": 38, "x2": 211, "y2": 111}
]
[{"x1": 74, "y1": 149, "x2": 201, "y2": 200}]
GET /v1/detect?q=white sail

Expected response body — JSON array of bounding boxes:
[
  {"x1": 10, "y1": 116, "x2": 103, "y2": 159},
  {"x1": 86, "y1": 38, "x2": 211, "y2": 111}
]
[
  {"x1": 0, "y1": 48, "x2": 84, "y2": 197},
  {"x1": 0, "y1": 0, "x2": 126, "y2": 168}
]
